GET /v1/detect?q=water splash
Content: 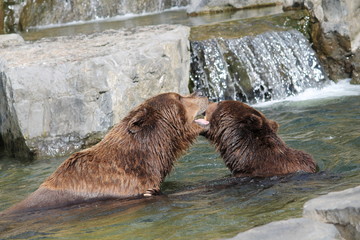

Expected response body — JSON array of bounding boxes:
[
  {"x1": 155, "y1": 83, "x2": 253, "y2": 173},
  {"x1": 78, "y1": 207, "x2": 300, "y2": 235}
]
[
  {"x1": 190, "y1": 30, "x2": 328, "y2": 103},
  {"x1": 253, "y1": 79, "x2": 360, "y2": 107}
]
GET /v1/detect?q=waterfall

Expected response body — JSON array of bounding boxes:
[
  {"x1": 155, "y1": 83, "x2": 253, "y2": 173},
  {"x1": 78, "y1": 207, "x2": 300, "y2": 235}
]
[{"x1": 190, "y1": 30, "x2": 328, "y2": 103}]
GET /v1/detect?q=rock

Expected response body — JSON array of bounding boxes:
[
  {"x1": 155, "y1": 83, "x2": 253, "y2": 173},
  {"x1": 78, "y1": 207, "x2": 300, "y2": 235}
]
[
  {"x1": 0, "y1": 33, "x2": 24, "y2": 47},
  {"x1": 282, "y1": 0, "x2": 305, "y2": 10},
  {"x1": 0, "y1": 1, "x2": 3, "y2": 34},
  {"x1": 305, "y1": 0, "x2": 360, "y2": 48},
  {"x1": 187, "y1": 0, "x2": 282, "y2": 16},
  {"x1": 228, "y1": 218, "x2": 342, "y2": 240},
  {"x1": 303, "y1": 186, "x2": 360, "y2": 240},
  {"x1": 0, "y1": 25, "x2": 190, "y2": 159},
  {"x1": 304, "y1": 0, "x2": 360, "y2": 82},
  {"x1": 351, "y1": 49, "x2": 360, "y2": 84}
]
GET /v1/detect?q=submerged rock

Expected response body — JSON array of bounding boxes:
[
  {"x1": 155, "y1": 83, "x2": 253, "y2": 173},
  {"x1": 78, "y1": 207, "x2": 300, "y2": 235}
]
[
  {"x1": 190, "y1": 10, "x2": 313, "y2": 41},
  {"x1": 0, "y1": 25, "x2": 190, "y2": 159},
  {"x1": 0, "y1": 33, "x2": 24, "y2": 47}
]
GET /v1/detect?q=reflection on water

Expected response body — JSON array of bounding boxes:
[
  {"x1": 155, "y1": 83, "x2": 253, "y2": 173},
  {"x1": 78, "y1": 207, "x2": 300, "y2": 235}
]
[
  {"x1": 21, "y1": 6, "x2": 283, "y2": 41},
  {"x1": 0, "y1": 85, "x2": 359, "y2": 239}
]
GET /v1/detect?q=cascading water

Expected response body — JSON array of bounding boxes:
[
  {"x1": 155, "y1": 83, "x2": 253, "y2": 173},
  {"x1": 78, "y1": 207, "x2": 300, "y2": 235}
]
[{"x1": 190, "y1": 30, "x2": 328, "y2": 103}]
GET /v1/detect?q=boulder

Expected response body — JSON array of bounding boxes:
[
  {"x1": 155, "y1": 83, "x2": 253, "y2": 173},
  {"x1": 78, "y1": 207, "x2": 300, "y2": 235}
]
[
  {"x1": 304, "y1": 186, "x2": 360, "y2": 240},
  {"x1": 0, "y1": 25, "x2": 190, "y2": 159},
  {"x1": 303, "y1": 0, "x2": 360, "y2": 82},
  {"x1": 228, "y1": 218, "x2": 342, "y2": 240},
  {"x1": 0, "y1": 33, "x2": 24, "y2": 47}
]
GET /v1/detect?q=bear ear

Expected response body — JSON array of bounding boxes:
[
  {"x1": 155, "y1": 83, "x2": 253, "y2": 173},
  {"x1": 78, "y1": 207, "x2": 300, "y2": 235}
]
[
  {"x1": 244, "y1": 113, "x2": 263, "y2": 129},
  {"x1": 127, "y1": 108, "x2": 149, "y2": 134},
  {"x1": 268, "y1": 119, "x2": 279, "y2": 132}
]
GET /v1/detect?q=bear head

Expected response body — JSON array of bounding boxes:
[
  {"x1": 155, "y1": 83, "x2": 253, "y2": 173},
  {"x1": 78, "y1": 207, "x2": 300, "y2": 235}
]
[{"x1": 199, "y1": 100, "x2": 316, "y2": 177}]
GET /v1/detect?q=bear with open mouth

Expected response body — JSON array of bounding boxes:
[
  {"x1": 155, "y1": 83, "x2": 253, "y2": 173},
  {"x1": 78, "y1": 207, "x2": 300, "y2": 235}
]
[
  {"x1": 2, "y1": 92, "x2": 208, "y2": 215},
  {"x1": 197, "y1": 100, "x2": 317, "y2": 177}
]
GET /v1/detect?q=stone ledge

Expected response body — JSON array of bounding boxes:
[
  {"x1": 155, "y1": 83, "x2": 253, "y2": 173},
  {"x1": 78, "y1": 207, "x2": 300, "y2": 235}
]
[
  {"x1": 304, "y1": 186, "x2": 360, "y2": 240},
  {"x1": 228, "y1": 185, "x2": 360, "y2": 240},
  {"x1": 228, "y1": 217, "x2": 342, "y2": 240}
]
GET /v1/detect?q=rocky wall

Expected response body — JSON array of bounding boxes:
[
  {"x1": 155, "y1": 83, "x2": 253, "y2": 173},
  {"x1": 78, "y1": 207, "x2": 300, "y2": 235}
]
[{"x1": 303, "y1": 0, "x2": 360, "y2": 83}]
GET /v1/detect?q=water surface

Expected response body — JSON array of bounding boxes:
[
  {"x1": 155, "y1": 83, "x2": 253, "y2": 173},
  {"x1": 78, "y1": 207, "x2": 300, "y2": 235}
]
[
  {"x1": 0, "y1": 80, "x2": 359, "y2": 239},
  {"x1": 20, "y1": 6, "x2": 283, "y2": 41}
]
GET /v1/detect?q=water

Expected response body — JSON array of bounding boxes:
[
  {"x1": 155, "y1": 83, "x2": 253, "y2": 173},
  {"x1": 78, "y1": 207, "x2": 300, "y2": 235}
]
[
  {"x1": 190, "y1": 30, "x2": 328, "y2": 104},
  {"x1": 1, "y1": 80, "x2": 359, "y2": 239},
  {"x1": 20, "y1": 6, "x2": 283, "y2": 41},
  {"x1": 20, "y1": 0, "x2": 189, "y2": 30}
]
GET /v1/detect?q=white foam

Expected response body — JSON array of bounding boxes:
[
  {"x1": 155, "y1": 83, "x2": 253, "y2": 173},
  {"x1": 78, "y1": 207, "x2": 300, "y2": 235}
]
[{"x1": 253, "y1": 79, "x2": 360, "y2": 107}]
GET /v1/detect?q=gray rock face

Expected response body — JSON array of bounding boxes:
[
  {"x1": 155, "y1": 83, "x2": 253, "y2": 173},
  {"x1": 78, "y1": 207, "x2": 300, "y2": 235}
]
[
  {"x1": 228, "y1": 218, "x2": 342, "y2": 240},
  {"x1": 304, "y1": 0, "x2": 360, "y2": 50},
  {"x1": 304, "y1": 186, "x2": 360, "y2": 240},
  {"x1": 0, "y1": 25, "x2": 190, "y2": 159},
  {"x1": 0, "y1": 34, "x2": 24, "y2": 48},
  {"x1": 303, "y1": 0, "x2": 360, "y2": 82}
]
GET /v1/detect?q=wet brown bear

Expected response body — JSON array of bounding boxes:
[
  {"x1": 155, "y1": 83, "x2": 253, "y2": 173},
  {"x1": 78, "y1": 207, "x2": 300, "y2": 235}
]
[
  {"x1": 3, "y1": 92, "x2": 208, "y2": 215},
  {"x1": 200, "y1": 100, "x2": 317, "y2": 177}
]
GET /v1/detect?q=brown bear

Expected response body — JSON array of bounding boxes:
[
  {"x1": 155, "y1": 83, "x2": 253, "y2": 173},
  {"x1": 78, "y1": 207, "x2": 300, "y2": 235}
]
[
  {"x1": 198, "y1": 100, "x2": 317, "y2": 177},
  {"x1": 2, "y1": 92, "x2": 208, "y2": 215}
]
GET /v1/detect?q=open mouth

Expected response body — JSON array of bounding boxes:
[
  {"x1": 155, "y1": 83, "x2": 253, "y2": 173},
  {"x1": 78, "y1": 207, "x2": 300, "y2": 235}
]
[
  {"x1": 194, "y1": 112, "x2": 209, "y2": 127},
  {"x1": 194, "y1": 118, "x2": 209, "y2": 126},
  {"x1": 193, "y1": 98, "x2": 210, "y2": 127}
]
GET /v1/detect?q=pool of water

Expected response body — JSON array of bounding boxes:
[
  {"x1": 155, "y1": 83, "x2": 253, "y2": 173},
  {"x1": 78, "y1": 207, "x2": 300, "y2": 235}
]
[
  {"x1": 20, "y1": 6, "x2": 283, "y2": 41},
  {"x1": 0, "y1": 80, "x2": 359, "y2": 239}
]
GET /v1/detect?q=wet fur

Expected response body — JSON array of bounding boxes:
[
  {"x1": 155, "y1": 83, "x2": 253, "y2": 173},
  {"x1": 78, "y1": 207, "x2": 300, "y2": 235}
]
[
  {"x1": 2, "y1": 92, "x2": 207, "y2": 215},
  {"x1": 203, "y1": 101, "x2": 317, "y2": 177}
]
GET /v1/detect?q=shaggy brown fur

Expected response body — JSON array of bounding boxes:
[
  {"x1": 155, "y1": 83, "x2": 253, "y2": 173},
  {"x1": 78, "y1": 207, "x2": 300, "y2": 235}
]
[
  {"x1": 202, "y1": 101, "x2": 317, "y2": 177},
  {"x1": 3, "y1": 92, "x2": 208, "y2": 215}
]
